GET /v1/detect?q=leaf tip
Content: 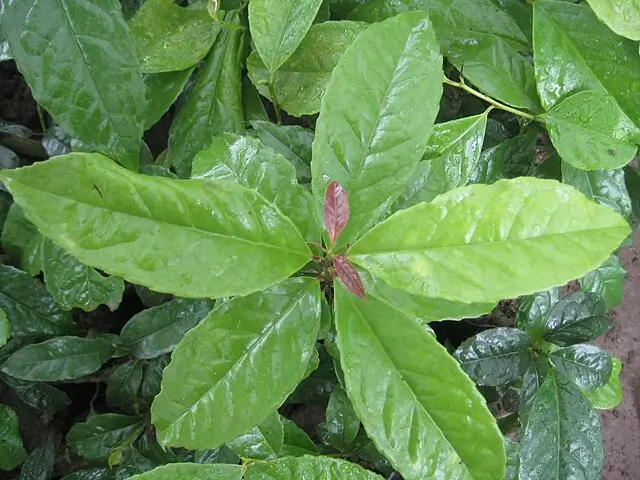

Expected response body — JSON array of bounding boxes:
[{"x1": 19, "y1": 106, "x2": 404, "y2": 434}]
[
  {"x1": 324, "y1": 181, "x2": 350, "y2": 248},
  {"x1": 333, "y1": 255, "x2": 365, "y2": 299}
]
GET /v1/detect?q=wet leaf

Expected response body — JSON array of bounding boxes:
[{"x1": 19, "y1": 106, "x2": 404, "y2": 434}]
[
  {"x1": 67, "y1": 414, "x2": 144, "y2": 461},
  {"x1": 244, "y1": 455, "x2": 383, "y2": 480},
  {"x1": 106, "y1": 360, "x2": 144, "y2": 410},
  {"x1": 0, "y1": 404, "x2": 26, "y2": 470},
  {"x1": 582, "y1": 357, "x2": 623, "y2": 410},
  {"x1": 0, "y1": 309, "x2": 8, "y2": 348},
  {"x1": 516, "y1": 287, "x2": 560, "y2": 336},
  {"x1": 280, "y1": 417, "x2": 318, "y2": 457},
  {"x1": 20, "y1": 434, "x2": 56, "y2": 480},
  {"x1": 320, "y1": 386, "x2": 360, "y2": 451},
  {"x1": 0, "y1": 374, "x2": 71, "y2": 414},
  {"x1": 324, "y1": 181, "x2": 349, "y2": 247},
  {"x1": 141, "y1": 69, "x2": 194, "y2": 130},
  {"x1": 1, "y1": 203, "x2": 43, "y2": 275},
  {"x1": 227, "y1": 411, "x2": 284, "y2": 460},
  {"x1": 550, "y1": 344, "x2": 613, "y2": 390},
  {"x1": 580, "y1": 255, "x2": 626, "y2": 310},
  {"x1": 128, "y1": 463, "x2": 243, "y2": 480},
  {"x1": 585, "y1": 0, "x2": 640, "y2": 41},
  {"x1": 333, "y1": 256, "x2": 365, "y2": 299}
]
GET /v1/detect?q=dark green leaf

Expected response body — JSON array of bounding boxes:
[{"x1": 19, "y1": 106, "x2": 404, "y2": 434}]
[
  {"x1": 0, "y1": 374, "x2": 70, "y2": 414},
  {"x1": 133, "y1": 285, "x2": 171, "y2": 308},
  {"x1": 0, "y1": 153, "x2": 312, "y2": 299},
  {"x1": 550, "y1": 344, "x2": 612, "y2": 390},
  {"x1": 251, "y1": 121, "x2": 313, "y2": 184},
  {"x1": 0, "y1": 308, "x2": 9, "y2": 348},
  {"x1": 20, "y1": 433, "x2": 55, "y2": 480},
  {"x1": 244, "y1": 455, "x2": 383, "y2": 480},
  {"x1": 504, "y1": 437, "x2": 520, "y2": 480},
  {"x1": 139, "y1": 355, "x2": 169, "y2": 409},
  {"x1": 227, "y1": 411, "x2": 284, "y2": 460},
  {"x1": 625, "y1": 165, "x2": 640, "y2": 227},
  {"x1": 247, "y1": 21, "x2": 368, "y2": 117},
  {"x1": 192, "y1": 134, "x2": 319, "y2": 241},
  {"x1": 61, "y1": 468, "x2": 115, "y2": 480},
  {"x1": 128, "y1": 463, "x2": 243, "y2": 480},
  {"x1": 320, "y1": 385, "x2": 360, "y2": 451},
  {"x1": 67, "y1": 414, "x2": 143, "y2": 461},
  {"x1": 0, "y1": 404, "x2": 26, "y2": 470},
  {"x1": 2, "y1": 0, "x2": 144, "y2": 170},
  {"x1": 1, "y1": 336, "x2": 115, "y2": 381},
  {"x1": 0, "y1": 265, "x2": 75, "y2": 338},
  {"x1": 583, "y1": 356, "x2": 623, "y2": 410},
  {"x1": 519, "y1": 356, "x2": 549, "y2": 427},
  {"x1": 151, "y1": 278, "x2": 321, "y2": 449},
  {"x1": 243, "y1": 75, "x2": 270, "y2": 124},
  {"x1": 120, "y1": 298, "x2": 213, "y2": 359},
  {"x1": 454, "y1": 327, "x2": 532, "y2": 386},
  {"x1": 249, "y1": 0, "x2": 324, "y2": 74},
  {"x1": 106, "y1": 360, "x2": 144, "y2": 411},
  {"x1": 192, "y1": 445, "x2": 239, "y2": 465},
  {"x1": 288, "y1": 343, "x2": 337, "y2": 405},
  {"x1": 516, "y1": 287, "x2": 560, "y2": 335},
  {"x1": 128, "y1": 0, "x2": 221, "y2": 73},
  {"x1": 168, "y1": 12, "x2": 244, "y2": 177},
  {"x1": 519, "y1": 371, "x2": 603, "y2": 480},
  {"x1": 113, "y1": 445, "x2": 156, "y2": 478},
  {"x1": 142, "y1": 69, "x2": 194, "y2": 130},
  {"x1": 280, "y1": 417, "x2": 318, "y2": 456},
  {"x1": 2, "y1": 203, "x2": 44, "y2": 275},
  {"x1": 580, "y1": 255, "x2": 626, "y2": 310},
  {"x1": 312, "y1": 12, "x2": 442, "y2": 247},
  {"x1": 334, "y1": 283, "x2": 505, "y2": 480},
  {"x1": 543, "y1": 292, "x2": 612, "y2": 346}
]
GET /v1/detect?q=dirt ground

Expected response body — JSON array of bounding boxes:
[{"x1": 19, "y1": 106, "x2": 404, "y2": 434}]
[{"x1": 598, "y1": 229, "x2": 640, "y2": 479}]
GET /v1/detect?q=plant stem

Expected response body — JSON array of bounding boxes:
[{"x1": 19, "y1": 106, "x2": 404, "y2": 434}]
[
  {"x1": 268, "y1": 77, "x2": 283, "y2": 125},
  {"x1": 443, "y1": 75, "x2": 539, "y2": 121}
]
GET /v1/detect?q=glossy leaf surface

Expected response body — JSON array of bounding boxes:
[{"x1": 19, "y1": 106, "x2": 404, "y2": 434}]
[
  {"x1": 550, "y1": 344, "x2": 612, "y2": 390},
  {"x1": 129, "y1": 463, "x2": 243, "y2": 480},
  {"x1": 516, "y1": 287, "x2": 560, "y2": 335},
  {"x1": 519, "y1": 372, "x2": 603, "y2": 480},
  {"x1": 249, "y1": 0, "x2": 324, "y2": 74},
  {"x1": 280, "y1": 417, "x2": 319, "y2": 456},
  {"x1": 0, "y1": 153, "x2": 311, "y2": 299},
  {"x1": 120, "y1": 298, "x2": 214, "y2": 359},
  {"x1": 312, "y1": 12, "x2": 442, "y2": 246},
  {"x1": 348, "y1": 178, "x2": 630, "y2": 303},
  {"x1": 334, "y1": 283, "x2": 505, "y2": 480},
  {"x1": 0, "y1": 265, "x2": 76, "y2": 338},
  {"x1": 519, "y1": 357, "x2": 549, "y2": 427},
  {"x1": 333, "y1": 256, "x2": 365, "y2": 299},
  {"x1": 454, "y1": 328, "x2": 532, "y2": 386},
  {"x1": 67, "y1": 414, "x2": 143, "y2": 460},
  {"x1": 321, "y1": 386, "x2": 360, "y2": 451},
  {"x1": 544, "y1": 91, "x2": 640, "y2": 170},
  {"x1": 20, "y1": 434, "x2": 55, "y2": 480},
  {"x1": 580, "y1": 255, "x2": 626, "y2": 310},
  {"x1": 227, "y1": 411, "x2": 283, "y2": 460},
  {"x1": 2, "y1": 204, "x2": 43, "y2": 275},
  {"x1": 106, "y1": 360, "x2": 144, "y2": 410},
  {"x1": 244, "y1": 455, "x2": 383, "y2": 480},
  {"x1": 128, "y1": 0, "x2": 220, "y2": 73},
  {"x1": 543, "y1": 292, "x2": 612, "y2": 347},
  {"x1": 324, "y1": 181, "x2": 349, "y2": 247},
  {"x1": 1, "y1": 336, "x2": 114, "y2": 382},
  {"x1": 583, "y1": 357, "x2": 623, "y2": 410},
  {"x1": 247, "y1": 21, "x2": 367, "y2": 117},
  {"x1": 142, "y1": 69, "x2": 194, "y2": 130},
  {"x1": 192, "y1": 134, "x2": 318, "y2": 240},
  {"x1": 168, "y1": 12, "x2": 244, "y2": 177},
  {"x1": 0, "y1": 374, "x2": 71, "y2": 414},
  {"x1": 151, "y1": 278, "x2": 321, "y2": 449},
  {"x1": 0, "y1": 404, "x2": 26, "y2": 470},
  {"x1": 0, "y1": 309, "x2": 9, "y2": 348},
  {"x1": 2, "y1": 0, "x2": 144, "y2": 170},
  {"x1": 585, "y1": 0, "x2": 640, "y2": 41}
]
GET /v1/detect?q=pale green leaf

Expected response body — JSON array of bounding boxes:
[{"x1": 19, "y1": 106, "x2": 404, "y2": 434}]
[
  {"x1": 128, "y1": 463, "x2": 243, "y2": 480},
  {"x1": 67, "y1": 414, "x2": 143, "y2": 460},
  {"x1": 348, "y1": 178, "x2": 630, "y2": 303},
  {"x1": 128, "y1": 0, "x2": 221, "y2": 73},
  {"x1": 280, "y1": 417, "x2": 319, "y2": 456},
  {"x1": 0, "y1": 153, "x2": 311, "y2": 299},
  {"x1": 151, "y1": 278, "x2": 321, "y2": 449},
  {"x1": 192, "y1": 134, "x2": 319, "y2": 240},
  {"x1": 120, "y1": 298, "x2": 214, "y2": 359},
  {"x1": 533, "y1": 0, "x2": 640, "y2": 125},
  {"x1": 334, "y1": 282, "x2": 505, "y2": 480},
  {"x1": 580, "y1": 255, "x2": 626, "y2": 310},
  {"x1": 583, "y1": 357, "x2": 622, "y2": 410},
  {"x1": 247, "y1": 21, "x2": 368, "y2": 117},
  {"x1": 168, "y1": 12, "x2": 244, "y2": 177},
  {"x1": 0, "y1": 265, "x2": 76, "y2": 338},
  {"x1": 1, "y1": 203, "x2": 43, "y2": 275},
  {"x1": 2, "y1": 0, "x2": 144, "y2": 170},
  {"x1": 1, "y1": 336, "x2": 115, "y2": 382},
  {"x1": 142, "y1": 68, "x2": 194, "y2": 130},
  {"x1": 550, "y1": 344, "x2": 612, "y2": 390},
  {"x1": 586, "y1": 0, "x2": 640, "y2": 41},
  {"x1": 0, "y1": 308, "x2": 9, "y2": 348},
  {"x1": 519, "y1": 371, "x2": 603, "y2": 480},
  {"x1": 227, "y1": 411, "x2": 284, "y2": 460},
  {"x1": 311, "y1": 12, "x2": 442, "y2": 246},
  {"x1": 544, "y1": 91, "x2": 640, "y2": 170},
  {"x1": 249, "y1": 0, "x2": 323, "y2": 75},
  {"x1": 244, "y1": 455, "x2": 383, "y2": 480},
  {"x1": 0, "y1": 404, "x2": 26, "y2": 470}
]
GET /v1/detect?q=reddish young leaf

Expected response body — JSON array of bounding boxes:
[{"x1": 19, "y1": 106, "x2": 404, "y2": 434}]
[
  {"x1": 333, "y1": 255, "x2": 365, "y2": 299},
  {"x1": 324, "y1": 181, "x2": 349, "y2": 247}
]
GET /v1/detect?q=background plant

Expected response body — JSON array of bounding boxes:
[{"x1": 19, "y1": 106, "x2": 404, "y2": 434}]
[{"x1": 0, "y1": 0, "x2": 637, "y2": 479}]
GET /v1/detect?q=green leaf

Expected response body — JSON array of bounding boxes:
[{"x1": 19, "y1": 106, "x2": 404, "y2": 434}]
[
  {"x1": 516, "y1": 287, "x2": 560, "y2": 334},
  {"x1": 1, "y1": 203, "x2": 43, "y2": 275},
  {"x1": 348, "y1": 178, "x2": 630, "y2": 304},
  {"x1": 60, "y1": 468, "x2": 115, "y2": 480},
  {"x1": 562, "y1": 161, "x2": 631, "y2": 221},
  {"x1": 41, "y1": 239, "x2": 124, "y2": 312},
  {"x1": 320, "y1": 385, "x2": 360, "y2": 451},
  {"x1": 550, "y1": 344, "x2": 612, "y2": 390},
  {"x1": 142, "y1": 69, "x2": 194, "y2": 130},
  {"x1": 519, "y1": 371, "x2": 603, "y2": 480},
  {"x1": 67, "y1": 414, "x2": 143, "y2": 460},
  {"x1": 251, "y1": 121, "x2": 313, "y2": 184},
  {"x1": 586, "y1": 0, "x2": 640, "y2": 41},
  {"x1": 543, "y1": 292, "x2": 612, "y2": 347},
  {"x1": 139, "y1": 355, "x2": 170, "y2": 410},
  {"x1": 128, "y1": 0, "x2": 221, "y2": 73},
  {"x1": 280, "y1": 417, "x2": 319, "y2": 456},
  {"x1": 243, "y1": 76, "x2": 270, "y2": 124},
  {"x1": 580, "y1": 255, "x2": 626, "y2": 310},
  {"x1": 249, "y1": 0, "x2": 324, "y2": 75},
  {"x1": 20, "y1": 433, "x2": 55, "y2": 480},
  {"x1": 504, "y1": 437, "x2": 520, "y2": 480},
  {"x1": 533, "y1": 0, "x2": 640, "y2": 125},
  {"x1": 1, "y1": 0, "x2": 144, "y2": 170},
  {"x1": 168, "y1": 12, "x2": 244, "y2": 177},
  {"x1": 393, "y1": 113, "x2": 488, "y2": 211},
  {"x1": 151, "y1": 278, "x2": 321, "y2": 449},
  {"x1": 227, "y1": 411, "x2": 284, "y2": 460},
  {"x1": 0, "y1": 374, "x2": 71, "y2": 414},
  {"x1": 1, "y1": 336, "x2": 115, "y2": 382},
  {"x1": 334, "y1": 282, "x2": 505, "y2": 480},
  {"x1": 244, "y1": 455, "x2": 383, "y2": 480},
  {"x1": 0, "y1": 153, "x2": 311, "y2": 299},
  {"x1": 312, "y1": 12, "x2": 442, "y2": 247},
  {"x1": 519, "y1": 356, "x2": 549, "y2": 427},
  {"x1": 0, "y1": 308, "x2": 9, "y2": 348},
  {"x1": 106, "y1": 360, "x2": 144, "y2": 410},
  {"x1": 247, "y1": 21, "x2": 368, "y2": 117},
  {"x1": 583, "y1": 357, "x2": 623, "y2": 410},
  {"x1": 120, "y1": 298, "x2": 214, "y2": 359},
  {"x1": 544, "y1": 91, "x2": 640, "y2": 171},
  {"x1": 288, "y1": 344, "x2": 338, "y2": 405},
  {"x1": 0, "y1": 265, "x2": 76, "y2": 338},
  {"x1": 0, "y1": 404, "x2": 26, "y2": 470},
  {"x1": 192, "y1": 134, "x2": 319, "y2": 240},
  {"x1": 454, "y1": 328, "x2": 532, "y2": 386},
  {"x1": 128, "y1": 463, "x2": 243, "y2": 480}
]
